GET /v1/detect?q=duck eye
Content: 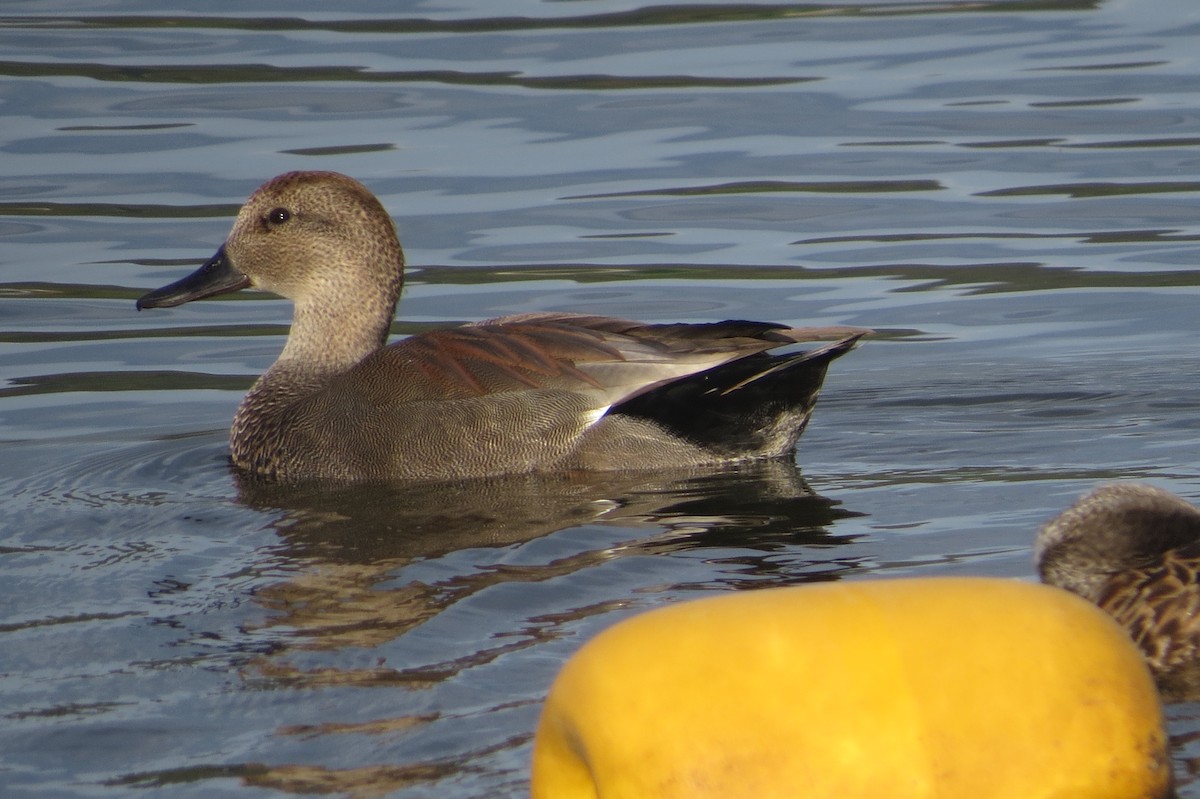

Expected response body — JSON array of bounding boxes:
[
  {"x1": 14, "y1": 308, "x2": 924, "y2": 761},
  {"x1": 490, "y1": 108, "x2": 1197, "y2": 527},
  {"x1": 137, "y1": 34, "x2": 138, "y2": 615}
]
[{"x1": 267, "y1": 207, "x2": 291, "y2": 226}]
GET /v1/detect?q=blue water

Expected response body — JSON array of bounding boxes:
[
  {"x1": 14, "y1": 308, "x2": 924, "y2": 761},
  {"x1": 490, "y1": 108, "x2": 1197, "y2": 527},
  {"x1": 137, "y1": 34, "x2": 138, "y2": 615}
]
[{"x1": 4, "y1": 1, "x2": 1200, "y2": 796}]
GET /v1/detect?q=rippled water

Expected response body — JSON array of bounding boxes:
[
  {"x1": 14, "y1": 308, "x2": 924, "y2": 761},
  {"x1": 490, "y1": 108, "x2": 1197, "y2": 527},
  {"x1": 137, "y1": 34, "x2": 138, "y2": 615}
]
[{"x1": 4, "y1": 1, "x2": 1200, "y2": 796}]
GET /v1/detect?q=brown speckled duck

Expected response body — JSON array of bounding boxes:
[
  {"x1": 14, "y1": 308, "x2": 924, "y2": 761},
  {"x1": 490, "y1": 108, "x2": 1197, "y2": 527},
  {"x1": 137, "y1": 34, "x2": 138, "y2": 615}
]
[
  {"x1": 1037, "y1": 482, "x2": 1200, "y2": 698},
  {"x1": 137, "y1": 171, "x2": 865, "y2": 482}
]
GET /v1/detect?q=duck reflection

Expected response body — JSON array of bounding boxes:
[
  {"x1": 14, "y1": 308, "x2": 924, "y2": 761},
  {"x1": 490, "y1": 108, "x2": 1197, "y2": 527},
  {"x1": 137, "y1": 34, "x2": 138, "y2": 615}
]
[
  {"x1": 241, "y1": 459, "x2": 856, "y2": 550},
  {"x1": 235, "y1": 461, "x2": 860, "y2": 661},
  {"x1": 227, "y1": 462, "x2": 860, "y2": 796}
]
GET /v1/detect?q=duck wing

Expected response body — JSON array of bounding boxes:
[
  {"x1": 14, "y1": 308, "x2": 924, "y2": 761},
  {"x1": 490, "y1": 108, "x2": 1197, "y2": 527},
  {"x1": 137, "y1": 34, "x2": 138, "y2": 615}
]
[
  {"x1": 1099, "y1": 545, "x2": 1200, "y2": 679},
  {"x1": 350, "y1": 312, "x2": 864, "y2": 413}
]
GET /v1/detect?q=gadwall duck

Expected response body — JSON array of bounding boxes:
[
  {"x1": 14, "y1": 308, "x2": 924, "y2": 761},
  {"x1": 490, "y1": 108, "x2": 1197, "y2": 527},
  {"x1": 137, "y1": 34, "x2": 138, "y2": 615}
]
[
  {"x1": 1037, "y1": 482, "x2": 1200, "y2": 697},
  {"x1": 137, "y1": 171, "x2": 866, "y2": 482}
]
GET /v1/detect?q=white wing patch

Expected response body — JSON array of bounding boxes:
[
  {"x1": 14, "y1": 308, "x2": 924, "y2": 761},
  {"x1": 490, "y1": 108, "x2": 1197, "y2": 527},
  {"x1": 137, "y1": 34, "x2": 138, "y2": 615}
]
[{"x1": 582, "y1": 405, "x2": 610, "y2": 429}]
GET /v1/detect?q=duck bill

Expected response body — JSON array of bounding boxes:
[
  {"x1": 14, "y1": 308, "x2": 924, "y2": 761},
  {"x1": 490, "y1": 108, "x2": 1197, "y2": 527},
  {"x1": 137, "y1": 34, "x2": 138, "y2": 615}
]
[{"x1": 136, "y1": 246, "x2": 251, "y2": 310}]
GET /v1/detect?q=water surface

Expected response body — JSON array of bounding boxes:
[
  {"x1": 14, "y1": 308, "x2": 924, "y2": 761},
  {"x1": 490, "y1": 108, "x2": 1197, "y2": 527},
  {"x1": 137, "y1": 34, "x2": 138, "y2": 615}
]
[{"x1": 4, "y1": 1, "x2": 1200, "y2": 796}]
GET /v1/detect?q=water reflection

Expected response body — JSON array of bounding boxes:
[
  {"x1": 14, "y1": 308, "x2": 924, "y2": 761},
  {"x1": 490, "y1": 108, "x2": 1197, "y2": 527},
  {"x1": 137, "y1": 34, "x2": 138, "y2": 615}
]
[
  {"x1": 237, "y1": 461, "x2": 859, "y2": 660},
  {"x1": 98, "y1": 462, "x2": 859, "y2": 795},
  {"x1": 0, "y1": 1, "x2": 1104, "y2": 38}
]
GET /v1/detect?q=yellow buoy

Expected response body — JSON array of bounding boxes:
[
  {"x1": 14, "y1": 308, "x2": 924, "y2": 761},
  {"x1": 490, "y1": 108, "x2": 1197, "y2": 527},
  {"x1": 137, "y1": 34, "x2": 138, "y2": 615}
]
[{"x1": 531, "y1": 577, "x2": 1170, "y2": 799}]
